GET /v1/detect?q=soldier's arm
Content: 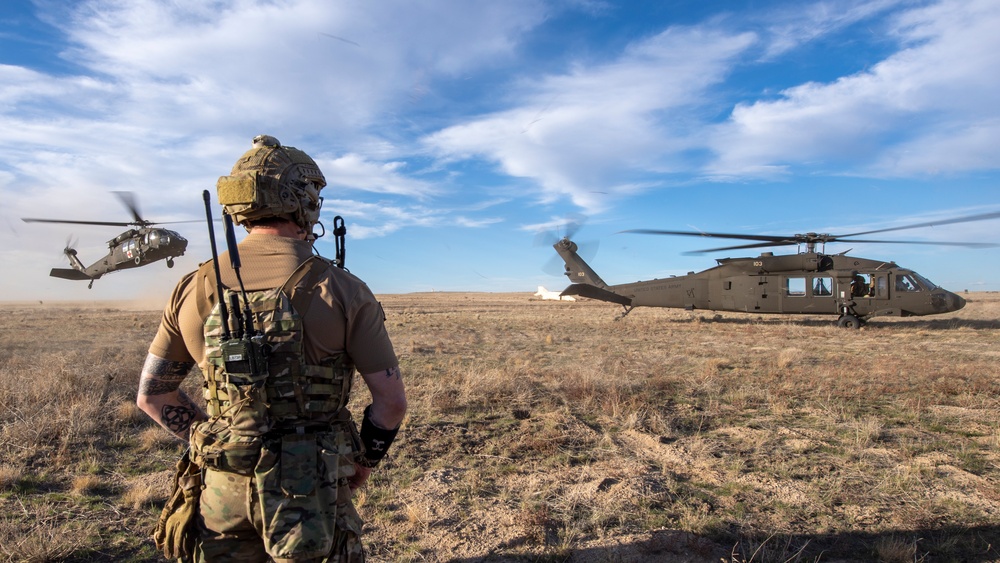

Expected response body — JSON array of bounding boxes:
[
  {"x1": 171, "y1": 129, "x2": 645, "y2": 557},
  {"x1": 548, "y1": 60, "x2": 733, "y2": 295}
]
[
  {"x1": 363, "y1": 365, "x2": 407, "y2": 429},
  {"x1": 136, "y1": 353, "x2": 208, "y2": 442},
  {"x1": 349, "y1": 365, "x2": 407, "y2": 490}
]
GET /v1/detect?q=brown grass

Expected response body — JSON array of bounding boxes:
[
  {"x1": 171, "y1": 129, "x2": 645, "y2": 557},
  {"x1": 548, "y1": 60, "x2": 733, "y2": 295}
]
[{"x1": 1, "y1": 294, "x2": 999, "y2": 562}]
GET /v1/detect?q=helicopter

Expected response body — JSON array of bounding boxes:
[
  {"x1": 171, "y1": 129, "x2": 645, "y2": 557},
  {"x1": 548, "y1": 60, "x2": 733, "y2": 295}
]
[
  {"x1": 552, "y1": 211, "x2": 1000, "y2": 328},
  {"x1": 22, "y1": 191, "x2": 190, "y2": 289}
]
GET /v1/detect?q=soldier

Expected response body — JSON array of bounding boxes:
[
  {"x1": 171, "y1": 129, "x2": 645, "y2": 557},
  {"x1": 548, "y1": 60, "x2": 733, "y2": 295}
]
[{"x1": 137, "y1": 134, "x2": 407, "y2": 562}]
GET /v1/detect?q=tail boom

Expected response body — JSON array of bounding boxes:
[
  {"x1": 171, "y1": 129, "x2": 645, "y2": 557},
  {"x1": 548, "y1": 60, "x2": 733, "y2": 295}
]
[
  {"x1": 552, "y1": 237, "x2": 633, "y2": 306},
  {"x1": 560, "y1": 283, "x2": 632, "y2": 306}
]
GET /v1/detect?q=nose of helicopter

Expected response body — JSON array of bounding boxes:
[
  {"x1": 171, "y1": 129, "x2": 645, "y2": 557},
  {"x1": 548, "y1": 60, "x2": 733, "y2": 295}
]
[{"x1": 932, "y1": 290, "x2": 966, "y2": 313}]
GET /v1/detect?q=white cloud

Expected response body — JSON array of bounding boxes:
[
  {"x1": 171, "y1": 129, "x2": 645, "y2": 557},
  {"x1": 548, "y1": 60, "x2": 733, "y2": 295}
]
[
  {"x1": 44, "y1": 0, "x2": 548, "y2": 136},
  {"x1": 707, "y1": 0, "x2": 1000, "y2": 178},
  {"x1": 320, "y1": 153, "x2": 439, "y2": 198},
  {"x1": 453, "y1": 216, "x2": 503, "y2": 228},
  {"x1": 326, "y1": 196, "x2": 505, "y2": 240},
  {"x1": 760, "y1": 0, "x2": 902, "y2": 58},
  {"x1": 424, "y1": 25, "x2": 756, "y2": 212}
]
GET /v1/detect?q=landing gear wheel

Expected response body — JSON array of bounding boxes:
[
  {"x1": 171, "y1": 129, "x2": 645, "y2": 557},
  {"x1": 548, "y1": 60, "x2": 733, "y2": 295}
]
[
  {"x1": 167, "y1": 258, "x2": 174, "y2": 268},
  {"x1": 837, "y1": 314, "x2": 862, "y2": 329}
]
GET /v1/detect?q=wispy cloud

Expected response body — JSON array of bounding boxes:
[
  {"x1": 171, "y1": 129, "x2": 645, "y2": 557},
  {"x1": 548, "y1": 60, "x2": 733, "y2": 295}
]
[
  {"x1": 423, "y1": 25, "x2": 756, "y2": 212},
  {"x1": 759, "y1": 0, "x2": 903, "y2": 58},
  {"x1": 320, "y1": 153, "x2": 440, "y2": 198},
  {"x1": 706, "y1": 0, "x2": 1000, "y2": 178}
]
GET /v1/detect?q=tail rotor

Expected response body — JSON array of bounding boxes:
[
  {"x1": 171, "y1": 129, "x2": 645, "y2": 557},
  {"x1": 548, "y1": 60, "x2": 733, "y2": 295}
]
[
  {"x1": 62, "y1": 235, "x2": 79, "y2": 257},
  {"x1": 533, "y1": 214, "x2": 600, "y2": 278}
]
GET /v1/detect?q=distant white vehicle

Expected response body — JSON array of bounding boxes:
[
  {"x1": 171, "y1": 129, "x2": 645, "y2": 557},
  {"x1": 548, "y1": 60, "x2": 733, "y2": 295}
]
[{"x1": 534, "y1": 286, "x2": 576, "y2": 301}]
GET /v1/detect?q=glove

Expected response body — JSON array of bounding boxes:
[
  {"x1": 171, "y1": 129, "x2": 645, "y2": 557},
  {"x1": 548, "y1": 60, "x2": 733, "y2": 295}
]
[{"x1": 154, "y1": 451, "x2": 202, "y2": 559}]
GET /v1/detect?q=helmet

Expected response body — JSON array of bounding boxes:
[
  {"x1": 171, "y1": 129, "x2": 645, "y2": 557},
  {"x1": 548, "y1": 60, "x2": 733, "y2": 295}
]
[{"x1": 216, "y1": 134, "x2": 327, "y2": 235}]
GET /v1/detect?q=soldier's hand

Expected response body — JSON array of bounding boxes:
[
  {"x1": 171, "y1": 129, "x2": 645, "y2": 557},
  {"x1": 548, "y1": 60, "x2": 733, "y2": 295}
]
[{"x1": 349, "y1": 463, "x2": 372, "y2": 492}]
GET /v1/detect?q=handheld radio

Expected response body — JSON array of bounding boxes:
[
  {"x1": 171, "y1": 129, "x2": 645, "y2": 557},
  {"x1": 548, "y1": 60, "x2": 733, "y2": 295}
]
[{"x1": 202, "y1": 190, "x2": 269, "y2": 383}]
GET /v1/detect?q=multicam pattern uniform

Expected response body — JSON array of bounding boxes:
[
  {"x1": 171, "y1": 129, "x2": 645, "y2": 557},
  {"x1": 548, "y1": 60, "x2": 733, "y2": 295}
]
[{"x1": 189, "y1": 256, "x2": 364, "y2": 562}]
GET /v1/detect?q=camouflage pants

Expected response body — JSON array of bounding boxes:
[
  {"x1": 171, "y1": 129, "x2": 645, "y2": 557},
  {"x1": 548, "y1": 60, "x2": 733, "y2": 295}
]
[{"x1": 196, "y1": 458, "x2": 364, "y2": 562}]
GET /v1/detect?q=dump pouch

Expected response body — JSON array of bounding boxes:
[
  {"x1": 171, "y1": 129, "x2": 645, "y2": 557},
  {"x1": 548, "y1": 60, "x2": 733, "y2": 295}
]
[
  {"x1": 254, "y1": 430, "x2": 362, "y2": 560},
  {"x1": 153, "y1": 450, "x2": 202, "y2": 560}
]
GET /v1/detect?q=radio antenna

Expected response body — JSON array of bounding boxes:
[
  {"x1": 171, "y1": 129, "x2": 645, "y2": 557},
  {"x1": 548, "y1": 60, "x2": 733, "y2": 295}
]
[
  {"x1": 223, "y1": 212, "x2": 257, "y2": 338},
  {"x1": 202, "y1": 190, "x2": 232, "y2": 341}
]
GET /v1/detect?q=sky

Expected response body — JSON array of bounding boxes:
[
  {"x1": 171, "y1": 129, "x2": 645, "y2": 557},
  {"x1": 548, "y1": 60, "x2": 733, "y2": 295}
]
[{"x1": 2, "y1": 0, "x2": 999, "y2": 305}]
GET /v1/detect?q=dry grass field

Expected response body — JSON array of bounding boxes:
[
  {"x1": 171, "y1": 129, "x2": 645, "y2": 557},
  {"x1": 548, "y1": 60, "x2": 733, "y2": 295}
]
[{"x1": 1, "y1": 292, "x2": 999, "y2": 562}]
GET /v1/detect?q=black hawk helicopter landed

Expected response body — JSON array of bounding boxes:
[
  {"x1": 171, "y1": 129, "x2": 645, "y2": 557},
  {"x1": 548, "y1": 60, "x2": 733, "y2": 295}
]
[
  {"x1": 22, "y1": 191, "x2": 190, "y2": 288},
  {"x1": 552, "y1": 211, "x2": 1000, "y2": 328}
]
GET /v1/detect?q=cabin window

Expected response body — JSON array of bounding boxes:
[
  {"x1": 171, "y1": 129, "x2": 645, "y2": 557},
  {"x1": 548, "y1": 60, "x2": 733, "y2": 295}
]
[
  {"x1": 851, "y1": 273, "x2": 873, "y2": 297},
  {"x1": 894, "y1": 273, "x2": 921, "y2": 292},
  {"x1": 812, "y1": 276, "x2": 832, "y2": 296},
  {"x1": 875, "y1": 275, "x2": 888, "y2": 298},
  {"x1": 785, "y1": 277, "x2": 806, "y2": 296}
]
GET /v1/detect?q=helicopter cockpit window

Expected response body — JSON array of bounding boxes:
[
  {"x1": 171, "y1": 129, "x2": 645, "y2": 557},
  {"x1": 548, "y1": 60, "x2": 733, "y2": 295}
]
[
  {"x1": 786, "y1": 277, "x2": 806, "y2": 296},
  {"x1": 895, "y1": 273, "x2": 921, "y2": 292},
  {"x1": 911, "y1": 272, "x2": 938, "y2": 291},
  {"x1": 812, "y1": 276, "x2": 832, "y2": 296}
]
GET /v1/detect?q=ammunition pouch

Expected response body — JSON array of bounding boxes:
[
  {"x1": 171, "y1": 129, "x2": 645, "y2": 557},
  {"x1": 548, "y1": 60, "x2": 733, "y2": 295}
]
[{"x1": 153, "y1": 450, "x2": 202, "y2": 560}]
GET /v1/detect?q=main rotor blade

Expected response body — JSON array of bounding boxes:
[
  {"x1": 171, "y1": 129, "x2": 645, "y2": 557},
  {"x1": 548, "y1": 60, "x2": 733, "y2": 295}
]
[
  {"x1": 22, "y1": 218, "x2": 134, "y2": 227},
  {"x1": 112, "y1": 190, "x2": 144, "y2": 224},
  {"x1": 621, "y1": 229, "x2": 791, "y2": 243},
  {"x1": 834, "y1": 238, "x2": 1000, "y2": 248},
  {"x1": 684, "y1": 240, "x2": 801, "y2": 255},
  {"x1": 838, "y1": 210, "x2": 1000, "y2": 238}
]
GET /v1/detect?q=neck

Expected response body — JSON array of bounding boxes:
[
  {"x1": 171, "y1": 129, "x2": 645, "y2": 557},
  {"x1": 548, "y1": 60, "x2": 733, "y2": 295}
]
[{"x1": 248, "y1": 222, "x2": 308, "y2": 240}]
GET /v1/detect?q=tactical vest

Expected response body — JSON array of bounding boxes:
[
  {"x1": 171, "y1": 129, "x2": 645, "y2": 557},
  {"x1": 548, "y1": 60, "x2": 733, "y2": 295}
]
[
  {"x1": 184, "y1": 256, "x2": 365, "y2": 559},
  {"x1": 190, "y1": 256, "x2": 356, "y2": 472}
]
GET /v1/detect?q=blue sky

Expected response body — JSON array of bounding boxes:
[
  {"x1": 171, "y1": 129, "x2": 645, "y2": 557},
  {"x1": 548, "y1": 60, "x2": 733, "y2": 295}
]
[{"x1": 2, "y1": 0, "x2": 999, "y2": 304}]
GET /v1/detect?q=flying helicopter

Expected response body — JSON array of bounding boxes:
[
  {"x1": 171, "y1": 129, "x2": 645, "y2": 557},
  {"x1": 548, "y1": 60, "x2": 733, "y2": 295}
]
[
  {"x1": 552, "y1": 211, "x2": 1000, "y2": 328},
  {"x1": 21, "y1": 191, "x2": 190, "y2": 289}
]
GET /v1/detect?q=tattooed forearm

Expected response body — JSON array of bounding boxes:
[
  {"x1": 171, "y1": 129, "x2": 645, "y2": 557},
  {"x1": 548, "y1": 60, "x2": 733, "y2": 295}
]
[
  {"x1": 138, "y1": 355, "x2": 194, "y2": 396},
  {"x1": 136, "y1": 353, "x2": 206, "y2": 440},
  {"x1": 161, "y1": 392, "x2": 198, "y2": 435},
  {"x1": 384, "y1": 366, "x2": 401, "y2": 380}
]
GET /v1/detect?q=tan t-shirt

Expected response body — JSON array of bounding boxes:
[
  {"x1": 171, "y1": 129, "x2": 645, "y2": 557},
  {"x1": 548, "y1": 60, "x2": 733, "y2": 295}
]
[{"x1": 149, "y1": 232, "x2": 397, "y2": 375}]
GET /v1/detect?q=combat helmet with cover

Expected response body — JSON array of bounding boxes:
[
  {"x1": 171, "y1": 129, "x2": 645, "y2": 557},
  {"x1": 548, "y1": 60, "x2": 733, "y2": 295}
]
[{"x1": 216, "y1": 134, "x2": 327, "y2": 239}]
